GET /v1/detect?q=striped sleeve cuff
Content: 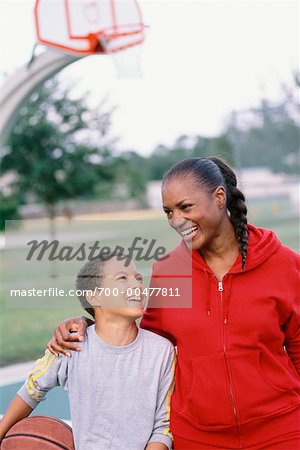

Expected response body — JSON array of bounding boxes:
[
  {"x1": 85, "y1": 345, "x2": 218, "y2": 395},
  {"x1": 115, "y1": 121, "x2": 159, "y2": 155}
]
[
  {"x1": 17, "y1": 385, "x2": 40, "y2": 409},
  {"x1": 148, "y1": 433, "x2": 173, "y2": 449}
]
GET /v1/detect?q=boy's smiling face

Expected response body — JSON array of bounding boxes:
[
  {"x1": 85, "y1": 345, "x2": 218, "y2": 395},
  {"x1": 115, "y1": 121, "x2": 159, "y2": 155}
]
[{"x1": 89, "y1": 256, "x2": 146, "y2": 320}]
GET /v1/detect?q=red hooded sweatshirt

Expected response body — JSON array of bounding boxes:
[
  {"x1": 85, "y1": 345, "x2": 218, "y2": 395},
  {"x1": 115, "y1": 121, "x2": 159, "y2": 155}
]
[{"x1": 140, "y1": 224, "x2": 300, "y2": 435}]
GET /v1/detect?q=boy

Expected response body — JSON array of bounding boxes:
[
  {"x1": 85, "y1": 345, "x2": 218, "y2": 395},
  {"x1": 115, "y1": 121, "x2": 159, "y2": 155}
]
[{"x1": 0, "y1": 253, "x2": 176, "y2": 450}]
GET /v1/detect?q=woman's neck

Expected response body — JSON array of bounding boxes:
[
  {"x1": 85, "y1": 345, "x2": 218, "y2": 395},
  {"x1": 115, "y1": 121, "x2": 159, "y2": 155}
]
[
  {"x1": 94, "y1": 314, "x2": 138, "y2": 346},
  {"x1": 199, "y1": 219, "x2": 239, "y2": 278}
]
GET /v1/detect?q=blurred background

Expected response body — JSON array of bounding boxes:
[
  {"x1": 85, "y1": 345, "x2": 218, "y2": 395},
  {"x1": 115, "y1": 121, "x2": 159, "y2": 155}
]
[{"x1": 0, "y1": 0, "x2": 299, "y2": 420}]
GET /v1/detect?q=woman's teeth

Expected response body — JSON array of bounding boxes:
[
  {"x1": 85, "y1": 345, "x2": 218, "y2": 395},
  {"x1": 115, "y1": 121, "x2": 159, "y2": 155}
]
[{"x1": 180, "y1": 226, "x2": 198, "y2": 238}]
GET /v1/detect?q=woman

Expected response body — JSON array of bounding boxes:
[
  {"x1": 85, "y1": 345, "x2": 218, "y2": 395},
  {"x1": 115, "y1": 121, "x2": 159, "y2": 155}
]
[{"x1": 48, "y1": 157, "x2": 300, "y2": 449}]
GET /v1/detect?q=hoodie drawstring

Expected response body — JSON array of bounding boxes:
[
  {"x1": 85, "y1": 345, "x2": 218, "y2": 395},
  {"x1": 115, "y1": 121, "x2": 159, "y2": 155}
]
[
  {"x1": 206, "y1": 276, "x2": 214, "y2": 317},
  {"x1": 222, "y1": 276, "x2": 232, "y2": 324}
]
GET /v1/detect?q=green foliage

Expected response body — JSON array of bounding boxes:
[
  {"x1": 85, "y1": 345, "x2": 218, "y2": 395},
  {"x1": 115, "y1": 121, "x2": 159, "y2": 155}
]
[
  {"x1": 146, "y1": 134, "x2": 234, "y2": 180},
  {"x1": 0, "y1": 78, "x2": 150, "y2": 217},
  {"x1": 112, "y1": 151, "x2": 148, "y2": 204},
  {"x1": 225, "y1": 77, "x2": 299, "y2": 174},
  {"x1": 1, "y1": 78, "x2": 117, "y2": 216},
  {"x1": 145, "y1": 74, "x2": 298, "y2": 179},
  {"x1": 0, "y1": 194, "x2": 21, "y2": 230}
]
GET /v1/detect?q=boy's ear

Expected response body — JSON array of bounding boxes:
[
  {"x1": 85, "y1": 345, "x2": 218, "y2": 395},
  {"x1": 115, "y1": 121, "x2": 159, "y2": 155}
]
[{"x1": 85, "y1": 292, "x2": 100, "y2": 307}]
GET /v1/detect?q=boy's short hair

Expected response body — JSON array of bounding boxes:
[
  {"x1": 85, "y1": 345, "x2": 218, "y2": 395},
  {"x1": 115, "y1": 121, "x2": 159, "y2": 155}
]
[{"x1": 76, "y1": 251, "x2": 128, "y2": 317}]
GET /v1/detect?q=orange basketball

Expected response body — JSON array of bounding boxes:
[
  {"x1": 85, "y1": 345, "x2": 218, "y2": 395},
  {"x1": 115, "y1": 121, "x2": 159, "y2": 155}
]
[{"x1": 1, "y1": 416, "x2": 75, "y2": 449}]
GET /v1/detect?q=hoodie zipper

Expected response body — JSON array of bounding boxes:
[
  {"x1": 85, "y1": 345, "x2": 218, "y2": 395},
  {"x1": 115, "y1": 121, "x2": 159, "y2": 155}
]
[{"x1": 218, "y1": 280, "x2": 241, "y2": 448}]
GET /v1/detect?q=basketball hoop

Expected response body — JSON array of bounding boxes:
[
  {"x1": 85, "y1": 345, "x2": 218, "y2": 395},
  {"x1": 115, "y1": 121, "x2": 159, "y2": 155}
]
[
  {"x1": 111, "y1": 44, "x2": 143, "y2": 79},
  {"x1": 34, "y1": 0, "x2": 145, "y2": 55}
]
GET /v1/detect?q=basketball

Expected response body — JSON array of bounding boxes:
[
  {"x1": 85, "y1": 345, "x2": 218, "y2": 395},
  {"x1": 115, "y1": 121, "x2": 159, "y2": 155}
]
[{"x1": 1, "y1": 416, "x2": 75, "y2": 449}]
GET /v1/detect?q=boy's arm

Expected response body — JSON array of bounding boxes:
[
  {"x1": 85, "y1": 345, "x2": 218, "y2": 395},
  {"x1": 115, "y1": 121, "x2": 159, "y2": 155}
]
[
  {"x1": 147, "y1": 345, "x2": 176, "y2": 450},
  {"x1": 0, "y1": 348, "x2": 67, "y2": 443},
  {"x1": 0, "y1": 349, "x2": 68, "y2": 443},
  {"x1": 0, "y1": 395, "x2": 32, "y2": 442},
  {"x1": 17, "y1": 349, "x2": 68, "y2": 409},
  {"x1": 0, "y1": 348, "x2": 69, "y2": 443},
  {"x1": 145, "y1": 443, "x2": 168, "y2": 450}
]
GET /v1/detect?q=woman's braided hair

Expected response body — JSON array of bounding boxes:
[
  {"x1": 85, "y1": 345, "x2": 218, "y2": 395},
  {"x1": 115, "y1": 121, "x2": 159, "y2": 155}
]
[{"x1": 162, "y1": 157, "x2": 248, "y2": 269}]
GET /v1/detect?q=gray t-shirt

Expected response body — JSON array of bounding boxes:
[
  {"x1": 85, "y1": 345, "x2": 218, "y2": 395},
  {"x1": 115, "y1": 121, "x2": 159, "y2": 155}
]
[{"x1": 18, "y1": 326, "x2": 175, "y2": 450}]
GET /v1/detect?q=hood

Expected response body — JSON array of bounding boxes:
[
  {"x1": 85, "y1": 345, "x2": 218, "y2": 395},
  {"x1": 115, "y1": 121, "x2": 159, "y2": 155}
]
[
  {"x1": 173, "y1": 224, "x2": 282, "y2": 318},
  {"x1": 176, "y1": 224, "x2": 281, "y2": 272}
]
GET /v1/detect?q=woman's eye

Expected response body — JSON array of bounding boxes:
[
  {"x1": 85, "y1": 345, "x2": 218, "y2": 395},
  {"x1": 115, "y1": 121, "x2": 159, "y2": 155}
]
[
  {"x1": 117, "y1": 276, "x2": 127, "y2": 281},
  {"x1": 181, "y1": 204, "x2": 192, "y2": 210},
  {"x1": 164, "y1": 210, "x2": 172, "y2": 217}
]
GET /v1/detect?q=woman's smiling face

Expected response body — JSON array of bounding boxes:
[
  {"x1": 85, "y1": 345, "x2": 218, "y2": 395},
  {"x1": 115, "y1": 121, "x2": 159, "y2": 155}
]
[{"x1": 162, "y1": 177, "x2": 227, "y2": 250}]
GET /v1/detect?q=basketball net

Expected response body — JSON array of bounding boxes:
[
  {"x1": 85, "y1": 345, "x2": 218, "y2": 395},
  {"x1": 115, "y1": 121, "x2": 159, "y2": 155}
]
[
  {"x1": 97, "y1": 33, "x2": 143, "y2": 79},
  {"x1": 110, "y1": 45, "x2": 143, "y2": 79}
]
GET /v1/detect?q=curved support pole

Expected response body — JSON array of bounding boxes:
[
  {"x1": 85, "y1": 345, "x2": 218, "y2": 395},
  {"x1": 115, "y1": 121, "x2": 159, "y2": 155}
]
[{"x1": 0, "y1": 49, "x2": 81, "y2": 148}]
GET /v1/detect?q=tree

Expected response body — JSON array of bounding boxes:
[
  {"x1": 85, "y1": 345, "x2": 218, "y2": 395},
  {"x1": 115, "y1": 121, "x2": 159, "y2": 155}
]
[
  {"x1": 1, "y1": 78, "x2": 116, "y2": 217},
  {"x1": 0, "y1": 78, "x2": 116, "y2": 274},
  {"x1": 111, "y1": 151, "x2": 148, "y2": 206},
  {"x1": 0, "y1": 194, "x2": 21, "y2": 231},
  {"x1": 146, "y1": 134, "x2": 234, "y2": 181},
  {"x1": 225, "y1": 74, "x2": 300, "y2": 174}
]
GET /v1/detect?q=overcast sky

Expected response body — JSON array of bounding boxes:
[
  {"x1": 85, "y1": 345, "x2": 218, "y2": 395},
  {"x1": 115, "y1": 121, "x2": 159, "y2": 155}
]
[{"x1": 0, "y1": 0, "x2": 298, "y2": 155}]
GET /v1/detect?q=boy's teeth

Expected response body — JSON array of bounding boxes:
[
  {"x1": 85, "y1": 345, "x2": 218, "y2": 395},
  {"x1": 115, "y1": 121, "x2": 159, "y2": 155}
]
[
  {"x1": 181, "y1": 226, "x2": 198, "y2": 236},
  {"x1": 127, "y1": 296, "x2": 141, "y2": 302}
]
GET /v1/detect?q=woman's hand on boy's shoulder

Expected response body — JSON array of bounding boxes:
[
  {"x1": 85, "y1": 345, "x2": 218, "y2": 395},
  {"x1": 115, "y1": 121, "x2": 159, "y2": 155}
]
[{"x1": 47, "y1": 316, "x2": 92, "y2": 356}]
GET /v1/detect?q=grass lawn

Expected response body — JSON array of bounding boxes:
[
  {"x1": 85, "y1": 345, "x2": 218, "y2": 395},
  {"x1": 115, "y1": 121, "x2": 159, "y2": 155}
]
[{"x1": 0, "y1": 205, "x2": 299, "y2": 366}]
